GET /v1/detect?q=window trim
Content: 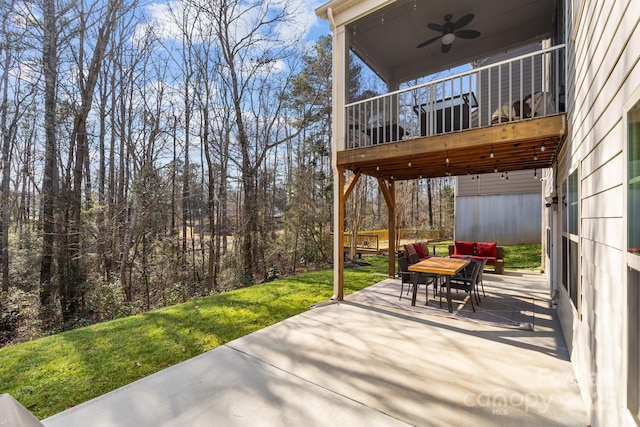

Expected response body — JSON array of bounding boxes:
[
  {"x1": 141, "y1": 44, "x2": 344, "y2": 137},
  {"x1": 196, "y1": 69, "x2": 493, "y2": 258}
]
[
  {"x1": 561, "y1": 167, "x2": 580, "y2": 314},
  {"x1": 626, "y1": 88, "x2": 640, "y2": 272},
  {"x1": 624, "y1": 85, "x2": 640, "y2": 424},
  {"x1": 570, "y1": 0, "x2": 586, "y2": 42}
]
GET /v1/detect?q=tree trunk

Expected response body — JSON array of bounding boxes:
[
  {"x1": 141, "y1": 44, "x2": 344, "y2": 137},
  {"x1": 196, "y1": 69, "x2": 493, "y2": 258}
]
[
  {"x1": 39, "y1": 0, "x2": 59, "y2": 308},
  {"x1": 0, "y1": 8, "x2": 13, "y2": 292},
  {"x1": 60, "y1": 0, "x2": 122, "y2": 321}
]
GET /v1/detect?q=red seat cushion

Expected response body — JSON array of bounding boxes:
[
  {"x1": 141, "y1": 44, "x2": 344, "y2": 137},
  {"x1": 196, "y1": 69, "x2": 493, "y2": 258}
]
[
  {"x1": 454, "y1": 240, "x2": 475, "y2": 255},
  {"x1": 413, "y1": 243, "x2": 424, "y2": 258},
  {"x1": 476, "y1": 242, "x2": 497, "y2": 258}
]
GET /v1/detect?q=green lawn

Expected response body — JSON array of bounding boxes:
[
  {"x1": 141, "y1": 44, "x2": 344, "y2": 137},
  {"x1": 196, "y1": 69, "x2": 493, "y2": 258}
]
[
  {"x1": 0, "y1": 257, "x2": 388, "y2": 419},
  {"x1": 0, "y1": 244, "x2": 540, "y2": 419}
]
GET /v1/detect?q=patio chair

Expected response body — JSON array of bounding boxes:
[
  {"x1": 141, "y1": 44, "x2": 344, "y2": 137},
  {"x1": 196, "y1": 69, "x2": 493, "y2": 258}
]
[
  {"x1": 409, "y1": 253, "x2": 439, "y2": 298},
  {"x1": 476, "y1": 258, "x2": 488, "y2": 299},
  {"x1": 397, "y1": 256, "x2": 413, "y2": 299},
  {"x1": 441, "y1": 258, "x2": 482, "y2": 312},
  {"x1": 398, "y1": 256, "x2": 435, "y2": 303}
]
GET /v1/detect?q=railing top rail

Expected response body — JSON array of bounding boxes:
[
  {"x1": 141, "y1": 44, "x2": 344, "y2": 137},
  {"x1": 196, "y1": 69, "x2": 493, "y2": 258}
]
[{"x1": 345, "y1": 43, "x2": 565, "y2": 108}]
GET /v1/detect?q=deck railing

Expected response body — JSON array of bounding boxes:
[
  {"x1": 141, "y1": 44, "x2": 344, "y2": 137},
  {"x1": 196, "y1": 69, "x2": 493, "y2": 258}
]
[{"x1": 345, "y1": 44, "x2": 565, "y2": 149}]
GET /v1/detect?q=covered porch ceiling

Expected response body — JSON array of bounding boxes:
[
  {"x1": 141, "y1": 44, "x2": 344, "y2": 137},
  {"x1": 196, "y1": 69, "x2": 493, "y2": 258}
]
[
  {"x1": 318, "y1": 0, "x2": 558, "y2": 85},
  {"x1": 337, "y1": 115, "x2": 566, "y2": 181}
]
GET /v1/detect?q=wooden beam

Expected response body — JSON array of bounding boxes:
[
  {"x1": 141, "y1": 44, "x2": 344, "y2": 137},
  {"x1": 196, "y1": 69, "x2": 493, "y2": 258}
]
[
  {"x1": 337, "y1": 115, "x2": 566, "y2": 166},
  {"x1": 343, "y1": 170, "x2": 361, "y2": 199},
  {"x1": 377, "y1": 177, "x2": 394, "y2": 208}
]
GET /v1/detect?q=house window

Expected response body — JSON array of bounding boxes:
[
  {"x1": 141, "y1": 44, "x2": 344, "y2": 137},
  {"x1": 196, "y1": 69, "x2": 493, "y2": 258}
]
[
  {"x1": 562, "y1": 178, "x2": 568, "y2": 291},
  {"x1": 629, "y1": 100, "x2": 640, "y2": 255},
  {"x1": 569, "y1": 171, "x2": 578, "y2": 235},
  {"x1": 561, "y1": 170, "x2": 580, "y2": 309},
  {"x1": 627, "y1": 96, "x2": 640, "y2": 423},
  {"x1": 629, "y1": 268, "x2": 640, "y2": 422}
]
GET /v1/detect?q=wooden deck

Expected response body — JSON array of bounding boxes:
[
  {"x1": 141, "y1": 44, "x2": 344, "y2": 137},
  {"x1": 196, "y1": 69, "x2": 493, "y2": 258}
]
[{"x1": 337, "y1": 114, "x2": 566, "y2": 181}]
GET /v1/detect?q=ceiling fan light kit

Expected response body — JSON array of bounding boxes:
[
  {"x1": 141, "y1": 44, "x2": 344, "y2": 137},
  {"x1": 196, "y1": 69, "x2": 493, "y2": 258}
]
[{"x1": 442, "y1": 33, "x2": 456, "y2": 45}]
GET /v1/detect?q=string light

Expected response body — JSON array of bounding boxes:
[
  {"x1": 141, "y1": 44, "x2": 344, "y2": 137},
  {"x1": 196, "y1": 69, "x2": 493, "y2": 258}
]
[
  {"x1": 490, "y1": 146, "x2": 494, "y2": 158},
  {"x1": 533, "y1": 147, "x2": 538, "y2": 161},
  {"x1": 541, "y1": 142, "x2": 546, "y2": 152},
  {"x1": 445, "y1": 152, "x2": 449, "y2": 163},
  {"x1": 408, "y1": 160, "x2": 412, "y2": 167},
  {"x1": 534, "y1": 168, "x2": 537, "y2": 179}
]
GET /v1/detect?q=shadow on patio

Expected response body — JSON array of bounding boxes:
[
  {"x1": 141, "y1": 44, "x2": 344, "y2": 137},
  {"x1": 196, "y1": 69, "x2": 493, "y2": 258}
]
[
  {"x1": 347, "y1": 270, "x2": 550, "y2": 331},
  {"x1": 44, "y1": 270, "x2": 588, "y2": 427}
]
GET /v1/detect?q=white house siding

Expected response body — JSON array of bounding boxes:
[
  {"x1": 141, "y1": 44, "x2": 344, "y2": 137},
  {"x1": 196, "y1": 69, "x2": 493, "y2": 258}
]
[{"x1": 558, "y1": 0, "x2": 640, "y2": 425}]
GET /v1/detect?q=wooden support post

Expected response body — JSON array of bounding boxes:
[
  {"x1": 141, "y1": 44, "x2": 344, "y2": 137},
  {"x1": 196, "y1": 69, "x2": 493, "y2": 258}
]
[
  {"x1": 377, "y1": 178, "x2": 396, "y2": 278},
  {"x1": 334, "y1": 166, "x2": 346, "y2": 300}
]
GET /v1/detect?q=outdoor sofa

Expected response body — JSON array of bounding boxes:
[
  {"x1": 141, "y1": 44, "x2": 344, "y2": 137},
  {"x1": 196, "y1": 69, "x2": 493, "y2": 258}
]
[{"x1": 448, "y1": 241, "x2": 504, "y2": 274}]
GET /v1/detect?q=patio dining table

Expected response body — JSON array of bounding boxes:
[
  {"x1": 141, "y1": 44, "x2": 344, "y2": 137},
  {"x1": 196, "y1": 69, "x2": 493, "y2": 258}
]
[{"x1": 408, "y1": 257, "x2": 470, "y2": 312}]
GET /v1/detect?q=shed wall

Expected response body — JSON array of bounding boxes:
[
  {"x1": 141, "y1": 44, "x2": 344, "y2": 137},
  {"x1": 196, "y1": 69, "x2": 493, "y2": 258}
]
[{"x1": 455, "y1": 193, "x2": 541, "y2": 245}]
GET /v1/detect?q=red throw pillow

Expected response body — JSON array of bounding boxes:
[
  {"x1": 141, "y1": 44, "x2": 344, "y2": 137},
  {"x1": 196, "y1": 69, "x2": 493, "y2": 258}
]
[
  {"x1": 413, "y1": 243, "x2": 424, "y2": 258},
  {"x1": 454, "y1": 240, "x2": 475, "y2": 255},
  {"x1": 419, "y1": 242, "x2": 430, "y2": 257},
  {"x1": 476, "y1": 242, "x2": 497, "y2": 257},
  {"x1": 404, "y1": 244, "x2": 417, "y2": 257}
]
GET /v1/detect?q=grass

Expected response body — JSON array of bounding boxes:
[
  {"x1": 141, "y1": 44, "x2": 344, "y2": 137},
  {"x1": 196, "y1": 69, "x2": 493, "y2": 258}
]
[
  {"x1": 0, "y1": 257, "x2": 388, "y2": 419},
  {"x1": 0, "y1": 244, "x2": 541, "y2": 419},
  {"x1": 502, "y1": 244, "x2": 543, "y2": 270}
]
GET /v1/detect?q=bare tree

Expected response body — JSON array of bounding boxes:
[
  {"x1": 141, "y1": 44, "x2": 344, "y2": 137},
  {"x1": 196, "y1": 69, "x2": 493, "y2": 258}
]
[
  {"x1": 205, "y1": 0, "x2": 316, "y2": 282},
  {"x1": 39, "y1": 0, "x2": 61, "y2": 308},
  {"x1": 57, "y1": 0, "x2": 127, "y2": 320},
  {"x1": 0, "y1": 0, "x2": 36, "y2": 292}
]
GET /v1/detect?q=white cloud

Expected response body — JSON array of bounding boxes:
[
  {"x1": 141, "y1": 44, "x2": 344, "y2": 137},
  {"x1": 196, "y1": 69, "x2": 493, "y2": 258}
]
[
  {"x1": 298, "y1": 0, "x2": 331, "y2": 41},
  {"x1": 138, "y1": 0, "x2": 330, "y2": 45}
]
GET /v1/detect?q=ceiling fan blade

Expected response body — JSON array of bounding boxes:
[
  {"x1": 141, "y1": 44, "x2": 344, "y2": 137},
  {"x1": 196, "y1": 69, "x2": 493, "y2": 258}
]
[
  {"x1": 453, "y1": 13, "x2": 474, "y2": 30},
  {"x1": 441, "y1": 43, "x2": 452, "y2": 53},
  {"x1": 455, "y1": 29, "x2": 481, "y2": 39},
  {"x1": 427, "y1": 22, "x2": 443, "y2": 32},
  {"x1": 416, "y1": 35, "x2": 442, "y2": 48}
]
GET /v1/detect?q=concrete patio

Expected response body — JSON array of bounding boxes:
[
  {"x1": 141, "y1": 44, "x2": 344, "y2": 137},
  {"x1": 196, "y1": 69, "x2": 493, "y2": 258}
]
[{"x1": 43, "y1": 271, "x2": 589, "y2": 426}]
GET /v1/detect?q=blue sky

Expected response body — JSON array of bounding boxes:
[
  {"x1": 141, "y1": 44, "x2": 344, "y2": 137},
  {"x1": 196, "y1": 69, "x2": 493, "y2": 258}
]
[{"x1": 303, "y1": 1, "x2": 331, "y2": 42}]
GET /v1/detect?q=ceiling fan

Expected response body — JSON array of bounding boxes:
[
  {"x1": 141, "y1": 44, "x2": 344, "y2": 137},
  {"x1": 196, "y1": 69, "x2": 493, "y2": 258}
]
[{"x1": 416, "y1": 13, "x2": 481, "y2": 53}]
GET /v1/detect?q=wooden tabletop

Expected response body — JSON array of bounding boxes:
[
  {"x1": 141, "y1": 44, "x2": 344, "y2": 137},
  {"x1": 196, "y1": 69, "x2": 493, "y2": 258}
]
[{"x1": 408, "y1": 257, "x2": 470, "y2": 276}]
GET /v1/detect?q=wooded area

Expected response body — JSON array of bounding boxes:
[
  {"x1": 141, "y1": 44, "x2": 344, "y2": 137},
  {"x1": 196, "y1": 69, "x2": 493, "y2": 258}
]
[{"x1": 0, "y1": 0, "x2": 454, "y2": 345}]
